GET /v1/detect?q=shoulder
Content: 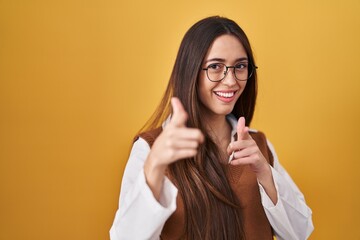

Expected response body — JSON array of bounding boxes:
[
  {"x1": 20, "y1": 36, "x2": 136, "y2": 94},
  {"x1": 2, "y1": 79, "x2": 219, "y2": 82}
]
[
  {"x1": 133, "y1": 127, "x2": 163, "y2": 147},
  {"x1": 249, "y1": 129, "x2": 274, "y2": 166},
  {"x1": 249, "y1": 129, "x2": 268, "y2": 147},
  {"x1": 249, "y1": 128, "x2": 267, "y2": 140}
]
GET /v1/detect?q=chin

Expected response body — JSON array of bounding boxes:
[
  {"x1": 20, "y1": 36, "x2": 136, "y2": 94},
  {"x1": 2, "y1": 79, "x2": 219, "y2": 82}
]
[{"x1": 213, "y1": 107, "x2": 234, "y2": 116}]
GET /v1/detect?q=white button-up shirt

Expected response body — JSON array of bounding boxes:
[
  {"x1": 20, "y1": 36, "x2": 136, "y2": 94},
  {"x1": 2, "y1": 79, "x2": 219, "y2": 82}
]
[{"x1": 110, "y1": 115, "x2": 314, "y2": 240}]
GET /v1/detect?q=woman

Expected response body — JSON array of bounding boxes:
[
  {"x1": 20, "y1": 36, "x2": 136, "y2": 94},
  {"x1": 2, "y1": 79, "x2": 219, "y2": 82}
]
[{"x1": 110, "y1": 16, "x2": 314, "y2": 240}]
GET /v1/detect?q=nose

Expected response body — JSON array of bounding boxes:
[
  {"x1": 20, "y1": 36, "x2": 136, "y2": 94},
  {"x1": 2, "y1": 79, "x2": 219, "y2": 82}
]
[{"x1": 221, "y1": 68, "x2": 237, "y2": 86}]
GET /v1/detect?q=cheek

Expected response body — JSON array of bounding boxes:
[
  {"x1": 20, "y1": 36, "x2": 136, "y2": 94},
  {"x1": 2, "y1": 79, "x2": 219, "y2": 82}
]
[
  {"x1": 198, "y1": 72, "x2": 207, "y2": 88},
  {"x1": 197, "y1": 78, "x2": 209, "y2": 104},
  {"x1": 238, "y1": 81, "x2": 247, "y2": 94},
  {"x1": 198, "y1": 74, "x2": 211, "y2": 95},
  {"x1": 197, "y1": 76, "x2": 218, "y2": 107}
]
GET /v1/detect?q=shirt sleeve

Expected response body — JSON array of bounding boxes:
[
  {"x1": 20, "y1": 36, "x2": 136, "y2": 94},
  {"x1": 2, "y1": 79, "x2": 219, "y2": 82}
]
[
  {"x1": 110, "y1": 138, "x2": 178, "y2": 240},
  {"x1": 258, "y1": 139, "x2": 314, "y2": 240}
]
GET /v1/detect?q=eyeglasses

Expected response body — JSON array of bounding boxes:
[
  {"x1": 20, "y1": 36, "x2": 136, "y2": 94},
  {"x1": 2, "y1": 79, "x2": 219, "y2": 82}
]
[{"x1": 202, "y1": 62, "x2": 258, "y2": 82}]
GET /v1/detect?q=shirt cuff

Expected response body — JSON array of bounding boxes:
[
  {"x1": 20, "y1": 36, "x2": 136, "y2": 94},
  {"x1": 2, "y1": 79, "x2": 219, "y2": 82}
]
[
  {"x1": 112, "y1": 169, "x2": 178, "y2": 239},
  {"x1": 139, "y1": 168, "x2": 178, "y2": 211},
  {"x1": 158, "y1": 174, "x2": 178, "y2": 208},
  {"x1": 258, "y1": 167, "x2": 280, "y2": 209}
]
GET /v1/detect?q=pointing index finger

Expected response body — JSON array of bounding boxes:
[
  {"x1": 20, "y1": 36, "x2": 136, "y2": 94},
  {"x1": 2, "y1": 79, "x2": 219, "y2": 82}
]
[{"x1": 237, "y1": 117, "x2": 251, "y2": 140}]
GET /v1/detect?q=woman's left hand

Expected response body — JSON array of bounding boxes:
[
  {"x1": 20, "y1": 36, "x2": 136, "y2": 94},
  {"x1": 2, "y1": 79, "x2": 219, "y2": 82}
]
[
  {"x1": 227, "y1": 117, "x2": 268, "y2": 172},
  {"x1": 227, "y1": 117, "x2": 278, "y2": 204}
]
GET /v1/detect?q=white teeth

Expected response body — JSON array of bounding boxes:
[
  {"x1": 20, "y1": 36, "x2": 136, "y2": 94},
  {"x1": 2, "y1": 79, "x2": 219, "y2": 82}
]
[{"x1": 215, "y1": 91, "x2": 235, "y2": 98}]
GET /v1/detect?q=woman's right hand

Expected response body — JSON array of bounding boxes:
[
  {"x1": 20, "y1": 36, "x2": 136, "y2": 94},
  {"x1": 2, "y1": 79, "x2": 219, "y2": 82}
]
[{"x1": 144, "y1": 97, "x2": 204, "y2": 201}]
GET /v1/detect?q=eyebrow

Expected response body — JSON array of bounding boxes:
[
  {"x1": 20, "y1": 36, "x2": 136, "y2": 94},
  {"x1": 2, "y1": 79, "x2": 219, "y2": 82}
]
[{"x1": 204, "y1": 57, "x2": 249, "y2": 64}]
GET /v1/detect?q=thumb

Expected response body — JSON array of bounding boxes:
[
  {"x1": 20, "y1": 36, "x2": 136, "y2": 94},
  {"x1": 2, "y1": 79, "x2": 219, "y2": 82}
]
[
  {"x1": 237, "y1": 117, "x2": 251, "y2": 140},
  {"x1": 170, "y1": 97, "x2": 188, "y2": 127}
]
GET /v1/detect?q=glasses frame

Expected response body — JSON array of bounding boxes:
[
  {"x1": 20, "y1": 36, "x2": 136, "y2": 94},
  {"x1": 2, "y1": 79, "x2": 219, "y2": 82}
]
[{"x1": 201, "y1": 62, "x2": 258, "y2": 82}]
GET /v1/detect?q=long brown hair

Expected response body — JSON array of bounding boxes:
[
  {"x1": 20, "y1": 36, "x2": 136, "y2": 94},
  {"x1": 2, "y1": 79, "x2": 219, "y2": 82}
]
[{"x1": 142, "y1": 16, "x2": 257, "y2": 239}]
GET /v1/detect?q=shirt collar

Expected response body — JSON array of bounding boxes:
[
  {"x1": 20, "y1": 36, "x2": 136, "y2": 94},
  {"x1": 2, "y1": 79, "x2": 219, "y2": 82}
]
[{"x1": 226, "y1": 114, "x2": 238, "y2": 142}]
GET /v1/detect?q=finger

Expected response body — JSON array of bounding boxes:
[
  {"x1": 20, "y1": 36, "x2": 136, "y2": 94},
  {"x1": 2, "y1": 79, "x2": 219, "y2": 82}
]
[
  {"x1": 173, "y1": 128, "x2": 204, "y2": 143},
  {"x1": 237, "y1": 117, "x2": 245, "y2": 139},
  {"x1": 227, "y1": 139, "x2": 253, "y2": 163},
  {"x1": 170, "y1": 97, "x2": 188, "y2": 127},
  {"x1": 227, "y1": 142, "x2": 233, "y2": 155},
  {"x1": 237, "y1": 117, "x2": 251, "y2": 140},
  {"x1": 228, "y1": 150, "x2": 235, "y2": 163},
  {"x1": 233, "y1": 147, "x2": 257, "y2": 159},
  {"x1": 167, "y1": 139, "x2": 201, "y2": 149},
  {"x1": 174, "y1": 149, "x2": 198, "y2": 160},
  {"x1": 228, "y1": 139, "x2": 254, "y2": 153},
  {"x1": 229, "y1": 156, "x2": 254, "y2": 166}
]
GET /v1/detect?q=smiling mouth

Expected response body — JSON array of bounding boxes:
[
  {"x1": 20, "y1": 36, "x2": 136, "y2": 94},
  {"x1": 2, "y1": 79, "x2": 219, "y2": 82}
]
[{"x1": 214, "y1": 91, "x2": 237, "y2": 98}]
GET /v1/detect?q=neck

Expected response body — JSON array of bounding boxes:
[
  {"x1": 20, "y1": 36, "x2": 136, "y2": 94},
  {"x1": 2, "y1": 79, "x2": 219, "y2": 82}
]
[{"x1": 202, "y1": 112, "x2": 231, "y2": 145}]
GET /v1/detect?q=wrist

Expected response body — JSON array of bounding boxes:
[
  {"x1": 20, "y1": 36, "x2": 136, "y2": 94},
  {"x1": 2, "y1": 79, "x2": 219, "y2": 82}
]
[
  {"x1": 145, "y1": 154, "x2": 167, "y2": 175},
  {"x1": 256, "y1": 163, "x2": 272, "y2": 186},
  {"x1": 256, "y1": 164, "x2": 278, "y2": 205},
  {"x1": 144, "y1": 155, "x2": 167, "y2": 201}
]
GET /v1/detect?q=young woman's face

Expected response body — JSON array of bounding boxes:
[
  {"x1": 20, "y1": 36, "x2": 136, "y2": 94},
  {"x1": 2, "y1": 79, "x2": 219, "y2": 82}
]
[{"x1": 198, "y1": 34, "x2": 248, "y2": 118}]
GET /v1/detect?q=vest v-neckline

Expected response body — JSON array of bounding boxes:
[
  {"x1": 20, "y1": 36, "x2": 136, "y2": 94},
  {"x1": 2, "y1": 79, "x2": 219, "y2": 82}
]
[{"x1": 226, "y1": 164, "x2": 247, "y2": 184}]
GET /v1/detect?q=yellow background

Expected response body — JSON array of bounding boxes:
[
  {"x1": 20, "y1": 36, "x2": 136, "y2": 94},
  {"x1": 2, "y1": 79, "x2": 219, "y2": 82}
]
[{"x1": 1, "y1": 0, "x2": 359, "y2": 239}]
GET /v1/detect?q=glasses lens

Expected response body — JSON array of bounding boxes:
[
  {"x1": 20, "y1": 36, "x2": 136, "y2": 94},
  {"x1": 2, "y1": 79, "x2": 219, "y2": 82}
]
[
  {"x1": 205, "y1": 62, "x2": 255, "y2": 81},
  {"x1": 206, "y1": 63, "x2": 226, "y2": 82},
  {"x1": 234, "y1": 62, "x2": 251, "y2": 81}
]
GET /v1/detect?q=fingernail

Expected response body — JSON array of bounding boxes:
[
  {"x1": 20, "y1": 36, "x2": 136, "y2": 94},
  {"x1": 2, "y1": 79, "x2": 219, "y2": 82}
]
[{"x1": 228, "y1": 151, "x2": 234, "y2": 163}]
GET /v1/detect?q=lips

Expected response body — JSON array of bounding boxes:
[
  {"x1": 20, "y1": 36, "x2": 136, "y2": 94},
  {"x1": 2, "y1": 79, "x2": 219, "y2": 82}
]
[
  {"x1": 214, "y1": 91, "x2": 236, "y2": 98},
  {"x1": 213, "y1": 90, "x2": 238, "y2": 103}
]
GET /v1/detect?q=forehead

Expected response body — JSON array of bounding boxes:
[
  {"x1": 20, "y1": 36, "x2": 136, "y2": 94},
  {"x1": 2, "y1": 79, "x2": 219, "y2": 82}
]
[{"x1": 204, "y1": 34, "x2": 247, "y2": 61}]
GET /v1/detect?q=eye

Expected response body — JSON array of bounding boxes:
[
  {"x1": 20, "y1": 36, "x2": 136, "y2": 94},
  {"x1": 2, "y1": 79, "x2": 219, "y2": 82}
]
[
  {"x1": 235, "y1": 62, "x2": 249, "y2": 69},
  {"x1": 207, "y1": 63, "x2": 223, "y2": 71}
]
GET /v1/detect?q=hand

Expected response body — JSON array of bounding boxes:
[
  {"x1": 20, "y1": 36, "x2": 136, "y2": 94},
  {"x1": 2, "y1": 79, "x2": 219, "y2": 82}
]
[
  {"x1": 144, "y1": 97, "x2": 204, "y2": 200},
  {"x1": 227, "y1": 117, "x2": 277, "y2": 204},
  {"x1": 148, "y1": 97, "x2": 204, "y2": 168},
  {"x1": 227, "y1": 117, "x2": 268, "y2": 174}
]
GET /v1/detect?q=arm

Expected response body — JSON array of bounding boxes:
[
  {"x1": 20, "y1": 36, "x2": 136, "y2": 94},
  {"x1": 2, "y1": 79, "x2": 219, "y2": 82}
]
[
  {"x1": 110, "y1": 98, "x2": 204, "y2": 240},
  {"x1": 227, "y1": 117, "x2": 313, "y2": 239},
  {"x1": 259, "y1": 140, "x2": 314, "y2": 240},
  {"x1": 228, "y1": 117, "x2": 278, "y2": 204},
  {"x1": 109, "y1": 138, "x2": 178, "y2": 240}
]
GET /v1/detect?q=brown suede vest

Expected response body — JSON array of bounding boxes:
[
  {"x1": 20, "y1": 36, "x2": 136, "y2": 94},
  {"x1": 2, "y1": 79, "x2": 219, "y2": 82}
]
[{"x1": 137, "y1": 128, "x2": 274, "y2": 240}]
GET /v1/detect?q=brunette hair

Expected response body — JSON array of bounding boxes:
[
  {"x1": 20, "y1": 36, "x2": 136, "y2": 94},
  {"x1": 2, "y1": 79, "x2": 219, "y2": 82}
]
[{"x1": 143, "y1": 16, "x2": 257, "y2": 239}]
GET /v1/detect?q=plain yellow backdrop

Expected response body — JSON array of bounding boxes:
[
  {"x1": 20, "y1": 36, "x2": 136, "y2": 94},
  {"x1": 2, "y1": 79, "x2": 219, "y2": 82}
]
[{"x1": 1, "y1": 0, "x2": 359, "y2": 239}]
